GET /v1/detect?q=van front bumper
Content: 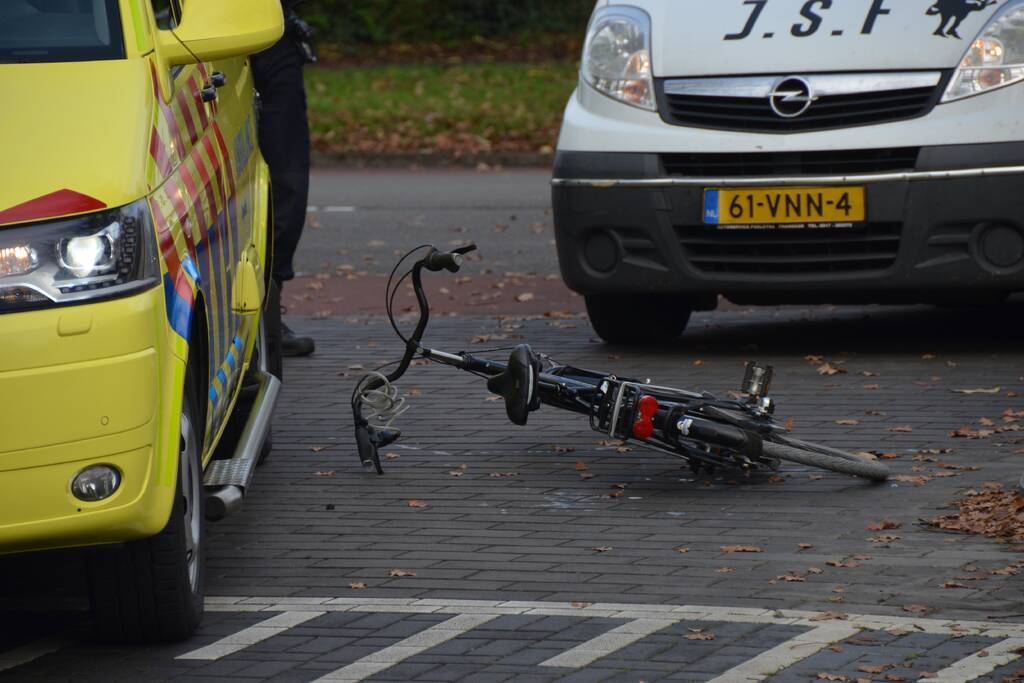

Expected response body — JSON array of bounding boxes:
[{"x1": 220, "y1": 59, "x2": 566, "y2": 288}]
[
  {"x1": 551, "y1": 144, "x2": 1024, "y2": 305},
  {"x1": 0, "y1": 287, "x2": 183, "y2": 555}
]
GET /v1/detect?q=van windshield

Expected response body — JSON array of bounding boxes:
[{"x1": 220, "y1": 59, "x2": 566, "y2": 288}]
[{"x1": 0, "y1": 0, "x2": 125, "y2": 64}]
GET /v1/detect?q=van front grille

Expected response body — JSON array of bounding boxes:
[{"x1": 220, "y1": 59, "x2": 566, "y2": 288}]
[
  {"x1": 661, "y1": 148, "x2": 920, "y2": 177},
  {"x1": 677, "y1": 223, "x2": 902, "y2": 276},
  {"x1": 657, "y1": 74, "x2": 946, "y2": 133}
]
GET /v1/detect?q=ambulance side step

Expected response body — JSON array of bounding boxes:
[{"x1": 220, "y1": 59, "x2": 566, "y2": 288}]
[{"x1": 204, "y1": 366, "x2": 281, "y2": 522}]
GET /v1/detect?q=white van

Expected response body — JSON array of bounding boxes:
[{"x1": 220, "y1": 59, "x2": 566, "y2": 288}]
[{"x1": 553, "y1": 0, "x2": 1024, "y2": 343}]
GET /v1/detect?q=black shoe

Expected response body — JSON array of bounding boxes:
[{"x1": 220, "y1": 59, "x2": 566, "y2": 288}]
[{"x1": 281, "y1": 322, "x2": 315, "y2": 357}]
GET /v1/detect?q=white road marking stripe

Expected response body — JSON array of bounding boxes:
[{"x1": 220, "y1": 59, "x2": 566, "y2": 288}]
[
  {"x1": 0, "y1": 638, "x2": 63, "y2": 673},
  {"x1": 705, "y1": 623, "x2": 861, "y2": 683},
  {"x1": 540, "y1": 618, "x2": 680, "y2": 668},
  {"x1": 325, "y1": 206, "x2": 357, "y2": 213},
  {"x1": 176, "y1": 610, "x2": 325, "y2": 661},
  {"x1": 929, "y1": 637, "x2": 1024, "y2": 683},
  {"x1": 204, "y1": 598, "x2": 1024, "y2": 638},
  {"x1": 312, "y1": 613, "x2": 499, "y2": 682}
]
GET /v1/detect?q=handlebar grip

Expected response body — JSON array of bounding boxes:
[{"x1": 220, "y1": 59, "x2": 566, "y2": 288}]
[{"x1": 424, "y1": 251, "x2": 464, "y2": 273}]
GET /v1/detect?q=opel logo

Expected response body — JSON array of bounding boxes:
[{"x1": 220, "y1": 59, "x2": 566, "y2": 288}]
[{"x1": 770, "y1": 77, "x2": 815, "y2": 118}]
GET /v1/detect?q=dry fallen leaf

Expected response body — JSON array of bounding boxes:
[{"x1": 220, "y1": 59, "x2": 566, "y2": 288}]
[
  {"x1": 868, "y1": 519, "x2": 903, "y2": 531},
  {"x1": 810, "y1": 611, "x2": 850, "y2": 621},
  {"x1": 836, "y1": 419, "x2": 861, "y2": 426},
  {"x1": 818, "y1": 363, "x2": 847, "y2": 376},
  {"x1": 684, "y1": 629, "x2": 716, "y2": 641},
  {"x1": 716, "y1": 567, "x2": 736, "y2": 574},
  {"x1": 888, "y1": 425, "x2": 914, "y2": 433},
  {"x1": 952, "y1": 387, "x2": 1001, "y2": 395},
  {"x1": 515, "y1": 292, "x2": 535, "y2": 303},
  {"x1": 313, "y1": 471, "x2": 336, "y2": 477},
  {"x1": 389, "y1": 569, "x2": 417, "y2": 578},
  {"x1": 674, "y1": 547, "x2": 690, "y2": 554},
  {"x1": 859, "y1": 664, "x2": 894, "y2": 674},
  {"x1": 868, "y1": 535, "x2": 901, "y2": 543},
  {"x1": 902, "y1": 604, "x2": 931, "y2": 615},
  {"x1": 570, "y1": 601, "x2": 591, "y2": 609},
  {"x1": 817, "y1": 673, "x2": 849, "y2": 681},
  {"x1": 773, "y1": 574, "x2": 807, "y2": 583},
  {"x1": 349, "y1": 582, "x2": 369, "y2": 590},
  {"x1": 592, "y1": 546, "x2": 613, "y2": 553},
  {"x1": 408, "y1": 499, "x2": 428, "y2": 508},
  {"x1": 798, "y1": 543, "x2": 814, "y2": 550},
  {"x1": 574, "y1": 460, "x2": 587, "y2": 471},
  {"x1": 721, "y1": 545, "x2": 764, "y2": 554}
]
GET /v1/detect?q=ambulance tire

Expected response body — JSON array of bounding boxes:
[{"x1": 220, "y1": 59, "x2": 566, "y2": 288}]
[
  {"x1": 88, "y1": 371, "x2": 205, "y2": 643},
  {"x1": 585, "y1": 293, "x2": 692, "y2": 345},
  {"x1": 257, "y1": 280, "x2": 283, "y2": 466}
]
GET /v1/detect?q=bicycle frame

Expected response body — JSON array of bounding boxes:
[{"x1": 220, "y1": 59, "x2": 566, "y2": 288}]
[{"x1": 352, "y1": 244, "x2": 789, "y2": 476}]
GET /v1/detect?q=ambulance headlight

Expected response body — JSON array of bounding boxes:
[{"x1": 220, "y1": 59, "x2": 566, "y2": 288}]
[
  {"x1": 0, "y1": 199, "x2": 159, "y2": 313},
  {"x1": 582, "y1": 6, "x2": 656, "y2": 111},
  {"x1": 943, "y1": 2, "x2": 1024, "y2": 102}
]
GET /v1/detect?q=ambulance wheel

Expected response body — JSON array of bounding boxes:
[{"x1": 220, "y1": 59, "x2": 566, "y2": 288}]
[
  {"x1": 585, "y1": 293, "x2": 692, "y2": 345},
  {"x1": 87, "y1": 372, "x2": 205, "y2": 643}
]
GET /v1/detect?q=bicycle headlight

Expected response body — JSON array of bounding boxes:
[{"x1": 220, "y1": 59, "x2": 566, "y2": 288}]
[
  {"x1": 942, "y1": 1, "x2": 1024, "y2": 102},
  {"x1": 582, "y1": 5, "x2": 656, "y2": 111},
  {"x1": 0, "y1": 199, "x2": 159, "y2": 313}
]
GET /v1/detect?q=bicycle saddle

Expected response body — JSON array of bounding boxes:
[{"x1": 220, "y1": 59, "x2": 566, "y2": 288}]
[{"x1": 487, "y1": 344, "x2": 542, "y2": 426}]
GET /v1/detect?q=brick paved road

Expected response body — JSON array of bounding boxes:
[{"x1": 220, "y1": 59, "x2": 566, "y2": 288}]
[{"x1": 2, "y1": 301, "x2": 1023, "y2": 682}]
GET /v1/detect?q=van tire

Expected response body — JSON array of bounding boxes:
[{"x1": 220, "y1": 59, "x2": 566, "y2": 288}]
[
  {"x1": 585, "y1": 293, "x2": 692, "y2": 345},
  {"x1": 87, "y1": 373, "x2": 205, "y2": 643}
]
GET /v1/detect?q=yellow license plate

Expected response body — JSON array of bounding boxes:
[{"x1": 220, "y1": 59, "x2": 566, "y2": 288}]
[{"x1": 703, "y1": 187, "x2": 866, "y2": 227}]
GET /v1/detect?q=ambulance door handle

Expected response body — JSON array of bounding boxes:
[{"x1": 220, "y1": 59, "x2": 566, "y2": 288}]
[
  {"x1": 211, "y1": 71, "x2": 228, "y2": 88},
  {"x1": 200, "y1": 84, "x2": 218, "y2": 102}
]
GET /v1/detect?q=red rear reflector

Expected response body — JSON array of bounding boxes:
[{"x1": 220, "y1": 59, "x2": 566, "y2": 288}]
[
  {"x1": 638, "y1": 395, "x2": 659, "y2": 418},
  {"x1": 632, "y1": 395, "x2": 659, "y2": 440},
  {"x1": 633, "y1": 419, "x2": 655, "y2": 440}
]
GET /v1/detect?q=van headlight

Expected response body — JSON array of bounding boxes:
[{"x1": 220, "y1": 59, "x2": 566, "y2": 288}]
[
  {"x1": 942, "y1": 1, "x2": 1024, "y2": 102},
  {"x1": 0, "y1": 199, "x2": 159, "y2": 313},
  {"x1": 582, "y1": 6, "x2": 656, "y2": 111}
]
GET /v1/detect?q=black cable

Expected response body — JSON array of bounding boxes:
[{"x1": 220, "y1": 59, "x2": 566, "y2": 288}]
[
  {"x1": 384, "y1": 245, "x2": 432, "y2": 343},
  {"x1": 387, "y1": 268, "x2": 414, "y2": 343}
]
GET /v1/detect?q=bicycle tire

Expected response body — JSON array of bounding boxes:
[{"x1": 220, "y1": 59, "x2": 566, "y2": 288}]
[
  {"x1": 764, "y1": 441, "x2": 890, "y2": 482},
  {"x1": 775, "y1": 436, "x2": 875, "y2": 465}
]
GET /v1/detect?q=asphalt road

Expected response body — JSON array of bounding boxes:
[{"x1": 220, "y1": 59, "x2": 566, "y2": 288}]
[{"x1": 299, "y1": 168, "x2": 559, "y2": 279}]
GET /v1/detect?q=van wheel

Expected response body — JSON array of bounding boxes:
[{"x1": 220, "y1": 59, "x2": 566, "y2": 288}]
[
  {"x1": 87, "y1": 375, "x2": 205, "y2": 643},
  {"x1": 585, "y1": 293, "x2": 692, "y2": 345}
]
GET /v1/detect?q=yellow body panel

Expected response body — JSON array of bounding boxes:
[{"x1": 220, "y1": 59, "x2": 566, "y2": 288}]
[
  {"x1": 0, "y1": 0, "x2": 275, "y2": 555},
  {"x1": 0, "y1": 288, "x2": 182, "y2": 554}
]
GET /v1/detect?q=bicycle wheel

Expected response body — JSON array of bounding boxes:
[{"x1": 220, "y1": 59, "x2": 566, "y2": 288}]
[{"x1": 763, "y1": 441, "x2": 890, "y2": 482}]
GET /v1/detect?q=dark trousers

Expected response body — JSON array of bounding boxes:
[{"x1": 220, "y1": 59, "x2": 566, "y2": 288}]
[{"x1": 251, "y1": 38, "x2": 310, "y2": 286}]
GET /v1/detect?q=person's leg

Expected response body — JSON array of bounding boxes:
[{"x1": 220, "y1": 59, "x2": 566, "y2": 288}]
[{"x1": 252, "y1": 39, "x2": 315, "y2": 357}]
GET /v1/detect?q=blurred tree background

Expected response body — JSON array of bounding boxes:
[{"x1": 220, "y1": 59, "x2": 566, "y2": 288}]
[
  {"x1": 298, "y1": 0, "x2": 596, "y2": 162},
  {"x1": 299, "y1": 0, "x2": 595, "y2": 47}
]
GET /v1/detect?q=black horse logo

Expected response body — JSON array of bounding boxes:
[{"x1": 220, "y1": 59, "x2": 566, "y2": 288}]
[{"x1": 927, "y1": 0, "x2": 998, "y2": 38}]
